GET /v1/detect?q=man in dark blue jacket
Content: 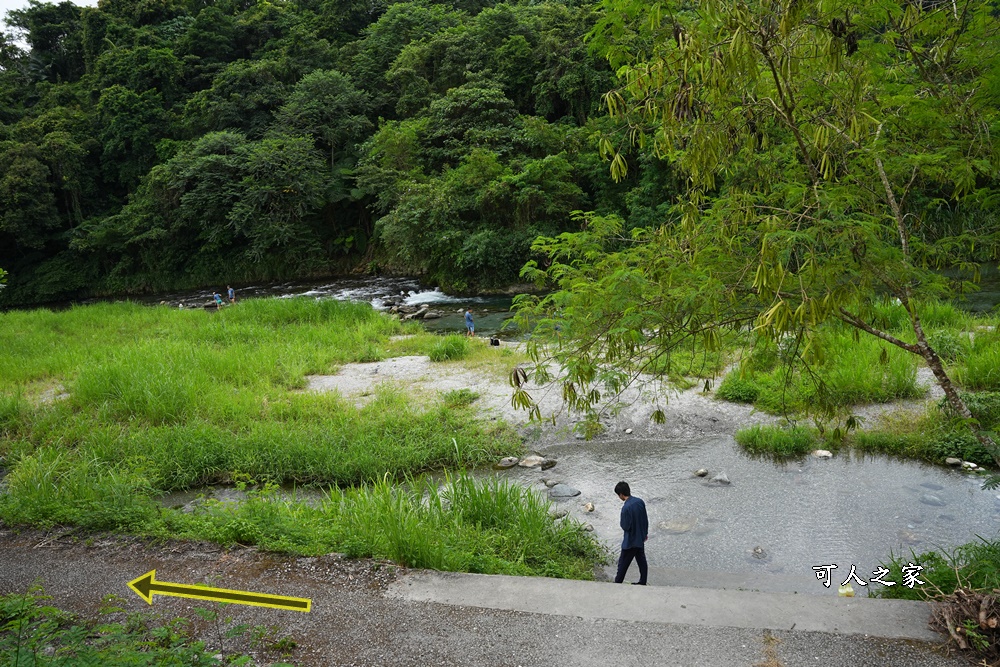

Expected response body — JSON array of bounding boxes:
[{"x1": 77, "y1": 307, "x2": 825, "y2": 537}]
[{"x1": 614, "y1": 481, "x2": 649, "y2": 585}]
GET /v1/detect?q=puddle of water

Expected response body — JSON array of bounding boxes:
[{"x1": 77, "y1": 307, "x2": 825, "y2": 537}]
[{"x1": 502, "y1": 437, "x2": 1000, "y2": 591}]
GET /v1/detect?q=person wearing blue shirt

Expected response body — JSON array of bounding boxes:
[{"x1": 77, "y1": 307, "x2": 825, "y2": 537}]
[
  {"x1": 227, "y1": 286, "x2": 236, "y2": 303},
  {"x1": 614, "y1": 481, "x2": 649, "y2": 585},
  {"x1": 464, "y1": 309, "x2": 475, "y2": 337}
]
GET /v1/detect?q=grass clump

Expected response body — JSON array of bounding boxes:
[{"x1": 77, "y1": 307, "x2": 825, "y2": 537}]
[
  {"x1": 428, "y1": 335, "x2": 471, "y2": 362},
  {"x1": 734, "y1": 424, "x2": 817, "y2": 457},
  {"x1": 715, "y1": 374, "x2": 760, "y2": 403},
  {"x1": 442, "y1": 388, "x2": 479, "y2": 409}
]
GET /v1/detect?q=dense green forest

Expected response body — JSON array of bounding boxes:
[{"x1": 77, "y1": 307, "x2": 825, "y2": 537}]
[{"x1": 0, "y1": 0, "x2": 668, "y2": 304}]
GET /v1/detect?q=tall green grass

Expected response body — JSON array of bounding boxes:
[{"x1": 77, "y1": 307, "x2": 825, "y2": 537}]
[
  {"x1": 429, "y1": 335, "x2": 471, "y2": 362},
  {"x1": 734, "y1": 424, "x2": 817, "y2": 457},
  {"x1": 718, "y1": 327, "x2": 921, "y2": 414},
  {"x1": 0, "y1": 298, "x2": 599, "y2": 577},
  {"x1": 955, "y1": 330, "x2": 1000, "y2": 391}
]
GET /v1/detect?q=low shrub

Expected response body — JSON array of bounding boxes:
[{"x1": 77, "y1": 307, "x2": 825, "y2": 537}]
[
  {"x1": 960, "y1": 391, "x2": 1000, "y2": 429},
  {"x1": 715, "y1": 373, "x2": 760, "y2": 403},
  {"x1": 734, "y1": 424, "x2": 817, "y2": 457}
]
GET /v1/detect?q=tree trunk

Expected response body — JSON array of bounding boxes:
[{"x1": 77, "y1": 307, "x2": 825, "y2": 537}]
[
  {"x1": 910, "y1": 307, "x2": 999, "y2": 459},
  {"x1": 839, "y1": 304, "x2": 999, "y2": 464}
]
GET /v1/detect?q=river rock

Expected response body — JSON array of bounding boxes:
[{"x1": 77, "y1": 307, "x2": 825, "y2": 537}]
[
  {"x1": 812, "y1": 450, "x2": 833, "y2": 459},
  {"x1": 919, "y1": 493, "x2": 946, "y2": 507},
  {"x1": 582, "y1": 523, "x2": 594, "y2": 532},
  {"x1": 494, "y1": 457, "x2": 519, "y2": 470},
  {"x1": 660, "y1": 518, "x2": 696, "y2": 534},
  {"x1": 583, "y1": 502, "x2": 594, "y2": 512},
  {"x1": 549, "y1": 484, "x2": 581, "y2": 498},
  {"x1": 945, "y1": 457, "x2": 962, "y2": 466},
  {"x1": 750, "y1": 546, "x2": 767, "y2": 560},
  {"x1": 694, "y1": 468, "x2": 709, "y2": 477},
  {"x1": 540, "y1": 478, "x2": 561, "y2": 488},
  {"x1": 518, "y1": 455, "x2": 546, "y2": 468},
  {"x1": 549, "y1": 509, "x2": 568, "y2": 519},
  {"x1": 962, "y1": 461, "x2": 979, "y2": 470},
  {"x1": 709, "y1": 472, "x2": 731, "y2": 485},
  {"x1": 422, "y1": 311, "x2": 441, "y2": 319},
  {"x1": 540, "y1": 459, "x2": 557, "y2": 470},
  {"x1": 624, "y1": 428, "x2": 633, "y2": 434}
]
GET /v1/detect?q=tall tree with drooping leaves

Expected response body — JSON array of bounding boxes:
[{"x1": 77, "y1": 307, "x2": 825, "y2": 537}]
[{"x1": 515, "y1": 0, "x2": 1000, "y2": 465}]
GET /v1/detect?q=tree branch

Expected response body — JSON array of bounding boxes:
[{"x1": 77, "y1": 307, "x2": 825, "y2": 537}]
[{"x1": 837, "y1": 307, "x2": 921, "y2": 354}]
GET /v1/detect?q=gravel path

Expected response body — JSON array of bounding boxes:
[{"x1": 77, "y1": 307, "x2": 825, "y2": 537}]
[{"x1": 0, "y1": 529, "x2": 966, "y2": 667}]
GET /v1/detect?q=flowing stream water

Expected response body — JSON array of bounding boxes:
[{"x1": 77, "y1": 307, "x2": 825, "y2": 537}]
[{"x1": 131, "y1": 276, "x2": 520, "y2": 337}]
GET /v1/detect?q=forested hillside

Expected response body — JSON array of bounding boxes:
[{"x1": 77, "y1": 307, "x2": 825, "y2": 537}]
[{"x1": 0, "y1": 0, "x2": 667, "y2": 304}]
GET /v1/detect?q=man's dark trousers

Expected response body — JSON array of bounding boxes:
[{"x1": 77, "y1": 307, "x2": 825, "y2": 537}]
[{"x1": 614, "y1": 547, "x2": 648, "y2": 584}]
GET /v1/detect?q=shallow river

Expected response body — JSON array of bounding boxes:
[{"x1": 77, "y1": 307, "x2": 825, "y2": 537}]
[
  {"x1": 134, "y1": 276, "x2": 519, "y2": 337},
  {"x1": 501, "y1": 436, "x2": 1000, "y2": 593}
]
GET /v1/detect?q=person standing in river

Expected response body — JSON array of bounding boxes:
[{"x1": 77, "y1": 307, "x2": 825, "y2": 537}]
[
  {"x1": 614, "y1": 481, "x2": 649, "y2": 585},
  {"x1": 227, "y1": 285, "x2": 236, "y2": 304},
  {"x1": 464, "y1": 309, "x2": 475, "y2": 337}
]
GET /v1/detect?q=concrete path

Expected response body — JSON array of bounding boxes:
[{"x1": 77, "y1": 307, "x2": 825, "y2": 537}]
[{"x1": 388, "y1": 571, "x2": 938, "y2": 641}]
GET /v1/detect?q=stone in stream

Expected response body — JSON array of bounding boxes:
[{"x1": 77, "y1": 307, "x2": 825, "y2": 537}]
[
  {"x1": 709, "y1": 472, "x2": 730, "y2": 485},
  {"x1": 812, "y1": 450, "x2": 833, "y2": 459},
  {"x1": 919, "y1": 493, "x2": 947, "y2": 507},
  {"x1": 540, "y1": 478, "x2": 561, "y2": 488},
  {"x1": 945, "y1": 457, "x2": 962, "y2": 466},
  {"x1": 494, "y1": 457, "x2": 519, "y2": 470},
  {"x1": 422, "y1": 311, "x2": 442, "y2": 320},
  {"x1": 548, "y1": 484, "x2": 581, "y2": 498},
  {"x1": 962, "y1": 461, "x2": 979, "y2": 470},
  {"x1": 624, "y1": 428, "x2": 633, "y2": 434},
  {"x1": 919, "y1": 482, "x2": 945, "y2": 491},
  {"x1": 583, "y1": 502, "x2": 594, "y2": 512},
  {"x1": 518, "y1": 455, "x2": 546, "y2": 468},
  {"x1": 659, "y1": 518, "x2": 696, "y2": 534},
  {"x1": 582, "y1": 523, "x2": 595, "y2": 532},
  {"x1": 540, "y1": 459, "x2": 557, "y2": 470},
  {"x1": 549, "y1": 509, "x2": 568, "y2": 519},
  {"x1": 694, "y1": 468, "x2": 709, "y2": 477}
]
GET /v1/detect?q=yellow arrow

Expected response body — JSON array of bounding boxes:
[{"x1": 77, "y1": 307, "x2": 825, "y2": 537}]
[{"x1": 127, "y1": 570, "x2": 311, "y2": 613}]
